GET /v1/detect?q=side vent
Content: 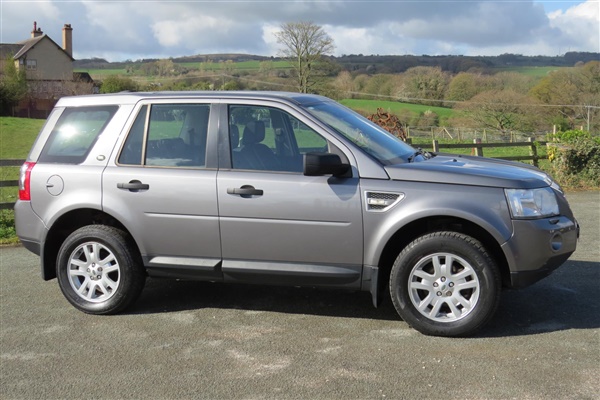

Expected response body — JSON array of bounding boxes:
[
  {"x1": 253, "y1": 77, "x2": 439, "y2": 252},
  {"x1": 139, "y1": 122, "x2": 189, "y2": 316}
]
[{"x1": 365, "y1": 191, "x2": 404, "y2": 212}]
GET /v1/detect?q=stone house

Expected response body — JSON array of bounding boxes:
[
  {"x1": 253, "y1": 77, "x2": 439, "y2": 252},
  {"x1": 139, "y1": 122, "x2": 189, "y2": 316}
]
[{"x1": 0, "y1": 22, "x2": 94, "y2": 117}]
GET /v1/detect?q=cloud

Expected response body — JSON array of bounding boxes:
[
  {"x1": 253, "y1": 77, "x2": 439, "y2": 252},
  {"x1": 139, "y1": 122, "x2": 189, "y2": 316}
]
[
  {"x1": 0, "y1": 0, "x2": 597, "y2": 61},
  {"x1": 548, "y1": 0, "x2": 600, "y2": 53},
  {"x1": 0, "y1": 0, "x2": 61, "y2": 42}
]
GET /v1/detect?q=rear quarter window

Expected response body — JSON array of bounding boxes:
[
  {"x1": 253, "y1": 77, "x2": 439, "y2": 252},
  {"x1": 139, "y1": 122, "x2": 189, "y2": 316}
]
[{"x1": 39, "y1": 106, "x2": 118, "y2": 164}]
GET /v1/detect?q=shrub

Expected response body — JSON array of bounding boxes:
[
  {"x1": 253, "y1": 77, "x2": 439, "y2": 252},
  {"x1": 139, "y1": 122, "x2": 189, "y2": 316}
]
[
  {"x1": 547, "y1": 130, "x2": 600, "y2": 188},
  {"x1": 0, "y1": 210, "x2": 17, "y2": 244}
]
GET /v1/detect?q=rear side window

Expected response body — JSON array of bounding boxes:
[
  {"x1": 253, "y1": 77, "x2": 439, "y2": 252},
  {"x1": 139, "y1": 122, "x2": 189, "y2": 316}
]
[
  {"x1": 39, "y1": 106, "x2": 118, "y2": 164},
  {"x1": 119, "y1": 104, "x2": 210, "y2": 168}
]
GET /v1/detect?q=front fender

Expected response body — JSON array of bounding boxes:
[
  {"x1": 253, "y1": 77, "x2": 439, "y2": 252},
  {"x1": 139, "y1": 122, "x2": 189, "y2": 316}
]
[{"x1": 361, "y1": 181, "x2": 513, "y2": 268}]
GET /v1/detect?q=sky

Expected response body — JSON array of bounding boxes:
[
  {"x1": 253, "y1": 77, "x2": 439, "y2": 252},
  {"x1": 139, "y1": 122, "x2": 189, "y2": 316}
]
[{"x1": 0, "y1": 0, "x2": 598, "y2": 62}]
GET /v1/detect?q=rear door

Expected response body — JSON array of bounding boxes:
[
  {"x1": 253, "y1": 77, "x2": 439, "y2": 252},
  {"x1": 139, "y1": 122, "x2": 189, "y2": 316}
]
[
  {"x1": 217, "y1": 102, "x2": 364, "y2": 287},
  {"x1": 102, "y1": 101, "x2": 221, "y2": 279}
]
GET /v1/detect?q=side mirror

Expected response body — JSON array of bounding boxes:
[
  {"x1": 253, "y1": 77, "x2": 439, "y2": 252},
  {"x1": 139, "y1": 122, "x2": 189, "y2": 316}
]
[{"x1": 303, "y1": 152, "x2": 350, "y2": 177}]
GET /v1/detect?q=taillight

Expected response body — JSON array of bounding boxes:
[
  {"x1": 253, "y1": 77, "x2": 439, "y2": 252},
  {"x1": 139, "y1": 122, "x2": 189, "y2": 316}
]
[{"x1": 18, "y1": 162, "x2": 35, "y2": 201}]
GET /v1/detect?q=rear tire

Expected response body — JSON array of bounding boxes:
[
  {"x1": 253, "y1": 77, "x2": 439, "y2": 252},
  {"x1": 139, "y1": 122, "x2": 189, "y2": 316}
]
[
  {"x1": 56, "y1": 225, "x2": 145, "y2": 314},
  {"x1": 389, "y1": 231, "x2": 501, "y2": 337}
]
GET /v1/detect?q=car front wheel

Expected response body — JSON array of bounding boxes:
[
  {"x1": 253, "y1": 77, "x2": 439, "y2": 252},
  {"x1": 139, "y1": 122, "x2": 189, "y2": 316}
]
[
  {"x1": 56, "y1": 225, "x2": 145, "y2": 314},
  {"x1": 389, "y1": 231, "x2": 501, "y2": 337}
]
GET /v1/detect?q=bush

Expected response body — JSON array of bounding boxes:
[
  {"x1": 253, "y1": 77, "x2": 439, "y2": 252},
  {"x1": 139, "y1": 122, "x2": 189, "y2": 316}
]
[
  {"x1": 99, "y1": 75, "x2": 138, "y2": 93},
  {"x1": 547, "y1": 130, "x2": 600, "y2": 188},
  {"x1": 0, "y1": 210, "x2": 17, "y2": 244}
]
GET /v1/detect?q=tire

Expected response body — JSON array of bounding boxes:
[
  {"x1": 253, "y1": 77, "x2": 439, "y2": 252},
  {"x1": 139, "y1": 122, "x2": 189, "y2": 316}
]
[
  {"x1": 56, "y1": 225, "x2": 146, "y2": 315},
  {"x1": 389, "y1": 231, "x2": 501, "y2": 337}
]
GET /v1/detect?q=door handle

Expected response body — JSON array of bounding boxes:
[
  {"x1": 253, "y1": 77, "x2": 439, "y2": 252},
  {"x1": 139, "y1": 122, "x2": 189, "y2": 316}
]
[
  {"x1": 227, "y1": 185, "x2": 263, "y2": 197},
  {"x1": 117, "y1": 180, "x2": 149, "y2": 192}
]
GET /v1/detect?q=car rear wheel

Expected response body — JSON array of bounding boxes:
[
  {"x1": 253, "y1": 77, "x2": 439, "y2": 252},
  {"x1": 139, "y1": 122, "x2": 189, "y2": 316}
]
[
  {"x1": 56, "y1": 225, "x2": 145, "y2": 314},
  {"x1": 389, "y1": 231, "x2": 501, "y2": 337}
]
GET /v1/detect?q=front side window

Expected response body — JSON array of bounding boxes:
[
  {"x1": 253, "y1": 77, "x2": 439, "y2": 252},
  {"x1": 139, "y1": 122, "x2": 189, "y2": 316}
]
[
  {"x1": 304, "y1": 101, "x2": 415, "y2": 165},
  {"x1": 229, "y1": 105, "x2": 329, "y2": 172},
  {"x1": 119, "y1": 104, "x2": 209, "y2": 168},
  {"x1": 39, "y1": 106, "x2": 118, "y2": 164}
]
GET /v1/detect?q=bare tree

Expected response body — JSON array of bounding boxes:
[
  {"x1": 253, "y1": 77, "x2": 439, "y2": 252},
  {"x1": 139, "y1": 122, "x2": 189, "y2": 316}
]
[
  {"x1": 457, "y1": 89, "x2": 543, "y2": 133},
  {"x1": 275, "y1": 21, "x2": 334, "y2": 93}
]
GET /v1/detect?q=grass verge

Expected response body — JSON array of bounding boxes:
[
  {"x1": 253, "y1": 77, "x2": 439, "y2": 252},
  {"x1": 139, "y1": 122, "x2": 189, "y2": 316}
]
[{"x1": 0, "y1": 116, "x2": 43, "y2": 244}]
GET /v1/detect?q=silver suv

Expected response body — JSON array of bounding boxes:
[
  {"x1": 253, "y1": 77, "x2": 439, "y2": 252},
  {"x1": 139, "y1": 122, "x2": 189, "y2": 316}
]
[{"x1": 15, "y1": 91, "x2": 579, "y2": 337}]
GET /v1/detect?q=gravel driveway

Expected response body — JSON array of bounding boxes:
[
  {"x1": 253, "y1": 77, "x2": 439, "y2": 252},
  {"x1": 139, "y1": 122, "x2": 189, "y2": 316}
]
[{"x1": 1, "y1": 191, "x2": 598, "y2": 399}]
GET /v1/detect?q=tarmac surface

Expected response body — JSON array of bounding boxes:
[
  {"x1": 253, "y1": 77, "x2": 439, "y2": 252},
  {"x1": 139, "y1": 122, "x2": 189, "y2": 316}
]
[{"x1": 1, "y1": 191, "x2": 598, "y2": 399}]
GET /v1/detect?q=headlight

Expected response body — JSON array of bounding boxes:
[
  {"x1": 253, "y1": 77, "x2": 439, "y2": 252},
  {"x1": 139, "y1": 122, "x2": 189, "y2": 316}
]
[{"x1": 505, "y1": 187, "x2": 559, "y2": 219}]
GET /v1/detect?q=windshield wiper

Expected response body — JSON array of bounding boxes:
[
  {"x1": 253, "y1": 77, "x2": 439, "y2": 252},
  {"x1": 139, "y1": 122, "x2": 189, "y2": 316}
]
[{"x1": 407, "y1": 148, "x2": 433, "y2": 163}]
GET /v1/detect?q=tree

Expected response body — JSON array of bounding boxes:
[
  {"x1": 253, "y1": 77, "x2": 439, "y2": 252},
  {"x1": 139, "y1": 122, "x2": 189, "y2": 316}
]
[
  {"x1": 402, "y1": 66, "x2": 450, "y2": 106},
  {"x1": 0, "y1": 55, "x2": 28, "y2": 115},
  {"x1": 446, "y1": 72, "x2": 485, "y2": 104},
  {"x1": 529, "y1": 61, "x2": 600, "y2": 131},
  {"x1": 456, "y1": 89, "x2": 542, "y2": 133},
  {"x1": 275, "y1": 21, "x2": 335, "y2": 93}
]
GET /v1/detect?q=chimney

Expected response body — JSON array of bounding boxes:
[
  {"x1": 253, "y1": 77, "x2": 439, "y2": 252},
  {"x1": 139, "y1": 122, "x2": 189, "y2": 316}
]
[
  {"x1": 62, "y1": 24, "x2": 73, "y2": 58},
  {"x1": 31, "y1": 21, "x2": 43, "y2": 38}
]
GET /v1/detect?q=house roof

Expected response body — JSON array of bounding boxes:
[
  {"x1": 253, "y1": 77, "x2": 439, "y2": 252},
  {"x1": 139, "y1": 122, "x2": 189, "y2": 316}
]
[
  {"x1": 3, "y1": 34, "x2": 75, "y2": 62},
  {"x1": 0, "y1": 44, "x2": 24, "y2": 60}
]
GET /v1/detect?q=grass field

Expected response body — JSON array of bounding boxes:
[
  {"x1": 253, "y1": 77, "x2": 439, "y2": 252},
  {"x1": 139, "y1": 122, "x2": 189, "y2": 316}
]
[
  {"x1": 75, "y1": 60, "x2": 293, "y2": 80},
  {"x1": 0, "y1": 117, "x2": 44, "y2": 243},
  {"x1": 341, "y1": 99, "x2": 455, "y2": 120},
  {"x1": 177, "y1": 60, "x2": 292, "y2": 71},
  {"x1": 491, "y1": 66, "x2": 567, "y2": 77}
]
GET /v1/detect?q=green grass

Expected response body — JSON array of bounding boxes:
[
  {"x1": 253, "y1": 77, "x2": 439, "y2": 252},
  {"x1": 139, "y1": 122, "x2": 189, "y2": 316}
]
[
  {"x1": 0, "y1": 116, "x2": 42, "y2": 244},
  {"x1": 75, "y1": 60, "x2": 293, "y2": 80},
  {"x1": 491, "y1": 66, "x2": 568, "y2": 77},
  {"x1": 177, "y1": 60, "x2": 292, "y2": 71},
  {"x1": 341, "y1": 99, "x2": 455, "y2": 120},
  {"x1": 0, "y1": 117, "x2": 44, "y2": 159}
]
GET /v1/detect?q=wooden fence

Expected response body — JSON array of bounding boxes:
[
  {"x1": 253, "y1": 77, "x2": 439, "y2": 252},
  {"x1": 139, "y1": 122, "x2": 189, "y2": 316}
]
[
  {"x1": 407, "y1": 138, "x2": 547, "y2": 167},
  {"x1": 0, "y1": 138, "x2": 548, "y2": 210},
  {"x1": 0, "y1": 159, "x2": 25, "y2": 210}
]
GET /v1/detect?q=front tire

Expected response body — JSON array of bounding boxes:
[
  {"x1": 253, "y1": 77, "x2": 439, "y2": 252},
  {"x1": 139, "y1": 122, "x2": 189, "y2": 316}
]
[
  {"x1": 389, "y1": 231, "x2": 501, "y2": 337},
  {"x1": 56, "y1": 225, "x2": 145, "y2": 314}
]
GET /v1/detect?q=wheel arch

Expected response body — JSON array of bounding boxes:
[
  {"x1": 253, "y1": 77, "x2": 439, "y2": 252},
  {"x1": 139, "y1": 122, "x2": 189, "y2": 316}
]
[
  {"x1": 373, "y1": 216, "x2": 510, "y2": 305},
  {"x1": 41, "y1": 208, "x2": 140, "y2": 281}
]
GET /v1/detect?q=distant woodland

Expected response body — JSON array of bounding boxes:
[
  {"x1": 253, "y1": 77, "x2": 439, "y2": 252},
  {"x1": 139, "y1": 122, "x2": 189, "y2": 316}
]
[{"x1": 75, "y1": 52, "x2": 599, "y2": 73}]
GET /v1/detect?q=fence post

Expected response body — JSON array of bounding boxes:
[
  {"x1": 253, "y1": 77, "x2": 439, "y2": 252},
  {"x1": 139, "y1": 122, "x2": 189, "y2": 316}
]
[
  {"x1": 528, "y1": 137, "x2": 538, "y2": 167},
  {"x1": 433, "y1": 140, "x2": 440, "y2": 152},
  {"x1": 474, "y1": 138, "x2": 483, "y2": 157}
]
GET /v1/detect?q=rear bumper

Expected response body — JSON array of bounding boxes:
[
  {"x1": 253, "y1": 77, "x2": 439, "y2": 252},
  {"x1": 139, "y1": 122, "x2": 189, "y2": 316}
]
[
  {"x1": 15, "y1": 200, "x2": 49, "y2": 278},
  {"x1": 502, "y1": 216, "x2": 579, "y2": 288}
]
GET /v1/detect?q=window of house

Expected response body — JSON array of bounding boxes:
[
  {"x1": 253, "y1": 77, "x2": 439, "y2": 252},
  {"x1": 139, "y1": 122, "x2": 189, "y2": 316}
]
[{"x1": 26, "y1": 59, "x2": 37, "y2": 70}]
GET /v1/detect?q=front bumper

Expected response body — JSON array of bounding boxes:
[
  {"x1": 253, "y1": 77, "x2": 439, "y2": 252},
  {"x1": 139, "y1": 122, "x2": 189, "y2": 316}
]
[{"x1": 502, "y1": 216, "x2": 579, "y2": 288}]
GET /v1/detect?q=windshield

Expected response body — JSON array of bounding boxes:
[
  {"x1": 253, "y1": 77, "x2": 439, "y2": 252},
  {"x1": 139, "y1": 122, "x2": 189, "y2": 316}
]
[{"x1": 303, "y1": 101, "x2": 416, "y2": 165}]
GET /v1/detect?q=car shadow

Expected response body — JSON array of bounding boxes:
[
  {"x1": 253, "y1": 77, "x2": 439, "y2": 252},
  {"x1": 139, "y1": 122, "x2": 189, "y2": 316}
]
[
  {"x1": 479, "y1": 259, "x2": 600, "y2": 337},
  {"x1": 129, "y1": 259, "x2": 600, "y2": 337}
]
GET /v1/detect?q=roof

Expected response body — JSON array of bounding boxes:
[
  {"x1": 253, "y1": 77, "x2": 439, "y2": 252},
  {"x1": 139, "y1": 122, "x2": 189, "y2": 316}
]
[
  {"x1": 73, "y1": 72, "x2": 94, "y2": 83},
  {"x1": 0, "y1": 44, "x2": 24, "y2": 60},
  {"x1": 55, "y1": 91, "x2": 332, "y2": 107},
  {"x1": 3, "y1": 34, "x2": 74, "y2": 62}
]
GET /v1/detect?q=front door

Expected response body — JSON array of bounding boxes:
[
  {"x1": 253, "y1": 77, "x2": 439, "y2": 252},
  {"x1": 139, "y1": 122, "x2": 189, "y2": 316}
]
[{"x1": 217, "y1": 104, "x2": 364, "y2": 287}]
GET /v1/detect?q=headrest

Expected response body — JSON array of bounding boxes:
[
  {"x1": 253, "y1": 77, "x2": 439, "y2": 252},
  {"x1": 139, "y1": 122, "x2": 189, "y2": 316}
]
[
  {"x1": 182, "y1": 107, "x2": 208, "y2": 145},
  {"x1": 230, "y1": 125, "x2": 240, "y2": 149},
  {"x1": 242, "y1": 121, "x2": 265, "y2": 145}
]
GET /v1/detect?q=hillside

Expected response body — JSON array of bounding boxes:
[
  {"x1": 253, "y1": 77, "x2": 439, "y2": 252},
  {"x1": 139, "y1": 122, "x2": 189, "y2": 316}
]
[{"x1": 74, "y1": 52, "x2": 599, "y2": 74}]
